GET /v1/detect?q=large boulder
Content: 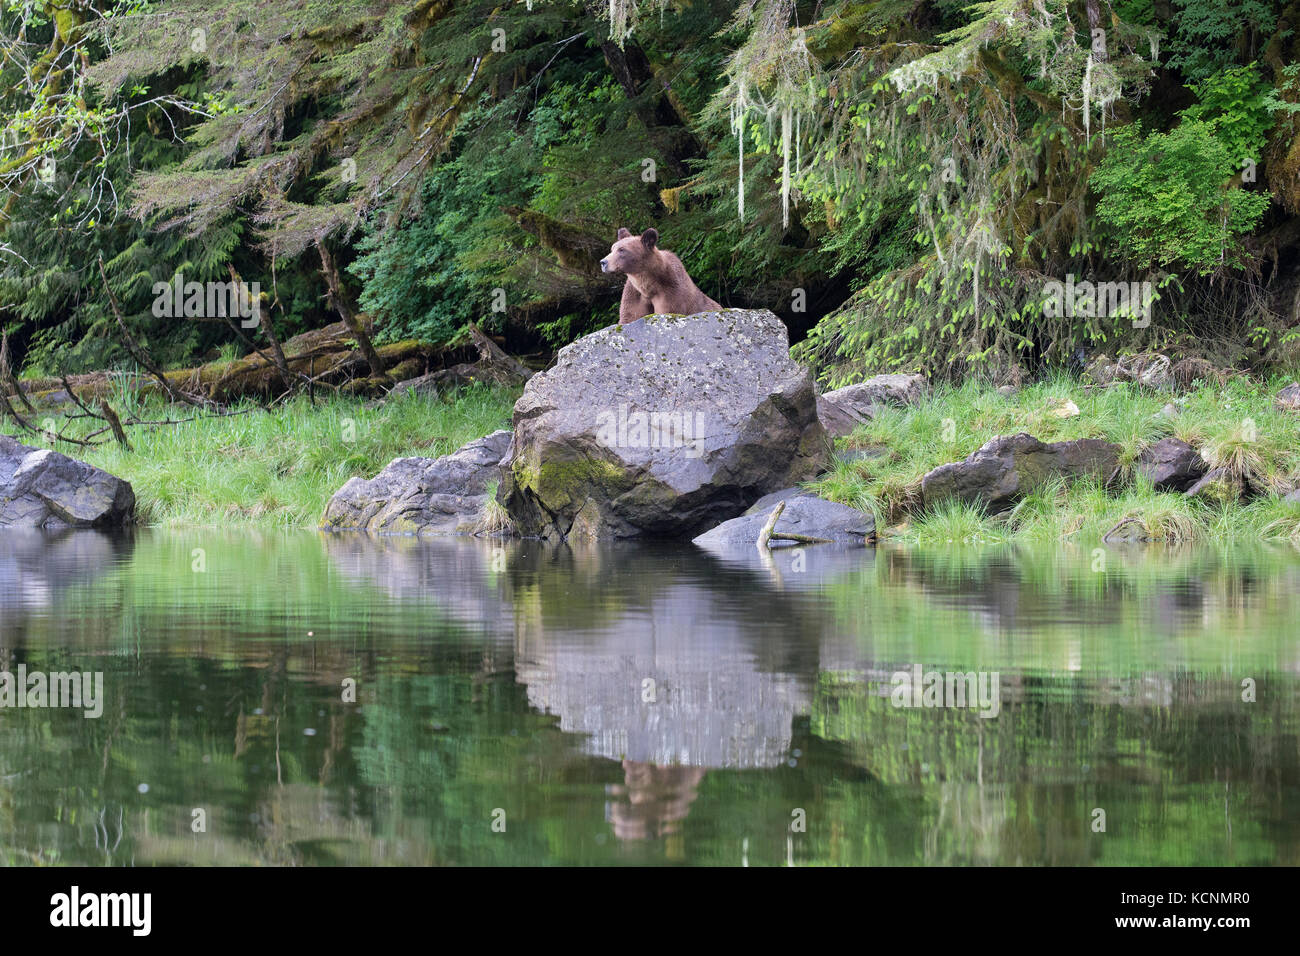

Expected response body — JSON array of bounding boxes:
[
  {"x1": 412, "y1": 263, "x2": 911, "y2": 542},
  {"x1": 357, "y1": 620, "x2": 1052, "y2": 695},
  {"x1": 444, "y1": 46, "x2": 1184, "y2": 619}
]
[
  {"x1": 817, "y1": 373, "x2": 928, "y2": 437},
  {"x1": 0, "y1": 435, "x2": 135, "y2": 529},
  {"x1": 1275, "y1": 382, "x2": 1300, "y2": 411},
  {"x1": 920, "y1": 433, "x2": 1120, "y2": 513},
  {"x1": 321, "y1": 430, "x2": 511, "y2": 535},
  {"x1": 693, "y1": 491, "x2": 875, "y2": 552},
  {"x1": 499, "y1": 309, "x2": 831, "y2": 540},
  {"x1": 743, "y1": 486, "x2": 815, "y2": 516},
  {"x1": 1134, "y1": 437, "x2": 1207, "y2": 492}
]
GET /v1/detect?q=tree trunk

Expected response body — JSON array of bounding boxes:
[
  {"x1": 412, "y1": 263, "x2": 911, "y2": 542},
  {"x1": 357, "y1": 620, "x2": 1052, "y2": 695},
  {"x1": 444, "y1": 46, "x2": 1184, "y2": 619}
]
[
  {"x1": 586, "y1": 4, "x2": 703, "y2": 177},
  {"x1": 317, "y1": 238, "x2": 386, "y2": 377},
  {"x1": 229, "y1": 264, "x2": 292, "y2": 388}
]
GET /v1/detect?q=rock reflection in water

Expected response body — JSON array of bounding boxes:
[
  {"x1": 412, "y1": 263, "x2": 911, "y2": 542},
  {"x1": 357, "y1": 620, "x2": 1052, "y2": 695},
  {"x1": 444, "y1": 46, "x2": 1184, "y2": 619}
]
[
  {"x1": 327, "y1": 535, "x2": 862, "y2": 840},
  {"x1": 0, "y1": 529, "x2": 133, "y2": 624},
  {"x1": 327, "y1": 535, "x2": 840, "y2": 771},
  {"x1": 322, "y1": 531, "x2": 517, "y2": 641}
]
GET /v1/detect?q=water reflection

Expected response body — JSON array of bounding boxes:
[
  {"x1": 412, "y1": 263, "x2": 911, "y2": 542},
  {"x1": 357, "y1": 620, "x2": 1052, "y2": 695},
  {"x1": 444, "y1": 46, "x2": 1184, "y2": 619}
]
[
  {"x1": 0, "y1": 529, "x2": 133, "y2": 618},
  {"x1": 0, "y1": 529, "x2": 1296, "y2": 864}
]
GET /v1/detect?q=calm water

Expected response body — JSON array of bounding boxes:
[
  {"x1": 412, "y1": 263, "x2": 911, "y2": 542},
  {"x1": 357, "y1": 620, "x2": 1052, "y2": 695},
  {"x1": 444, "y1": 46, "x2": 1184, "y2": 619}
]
[{"x1": 1, "y1": 529, "x2": 1297, "y2": 866}]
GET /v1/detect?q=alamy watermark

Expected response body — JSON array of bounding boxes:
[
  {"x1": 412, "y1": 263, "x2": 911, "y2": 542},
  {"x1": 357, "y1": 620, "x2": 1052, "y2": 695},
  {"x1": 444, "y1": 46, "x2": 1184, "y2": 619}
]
[
  {"x1": 595, "y1": 404, "x2": 707, "y2": 458},
  {"x1": 0, "y1": 665, "x2": 103, "y2": 718},
  {"x1": 891, "y1": 664, "x2": 1000, "y2": 718},
  {"x1": 1041, "y1": 273, "x2": 1154, "y2": 328},
  {"x1": 50, "y1": 886, "x2": 150, "y2": 936},
  {"x1": 152, "y1": 272, "x2": 261, "y2": 327}
]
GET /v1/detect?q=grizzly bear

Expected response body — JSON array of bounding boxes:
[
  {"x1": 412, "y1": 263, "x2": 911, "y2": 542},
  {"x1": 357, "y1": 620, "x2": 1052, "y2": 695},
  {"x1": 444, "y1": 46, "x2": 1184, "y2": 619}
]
[{"x1": 600, "y1": 227, "x2": 721, "y2": 325}]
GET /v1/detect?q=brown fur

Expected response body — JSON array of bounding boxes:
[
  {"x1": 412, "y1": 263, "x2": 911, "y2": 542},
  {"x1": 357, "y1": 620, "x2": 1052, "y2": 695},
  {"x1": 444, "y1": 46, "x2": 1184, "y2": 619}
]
[{"x1": 600, "y1": 227, "x2": 721, "y2": 325}]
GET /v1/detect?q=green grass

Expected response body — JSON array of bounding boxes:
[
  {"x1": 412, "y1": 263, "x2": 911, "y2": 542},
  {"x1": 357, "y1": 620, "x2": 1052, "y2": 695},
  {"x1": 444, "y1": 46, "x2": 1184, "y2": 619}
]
[
  {"x1": 812, "y1": 373, "x2": 1300, "y2": 544},
  {"x1": 2, "y1": 384, "x2": 518, "y2": 529}
]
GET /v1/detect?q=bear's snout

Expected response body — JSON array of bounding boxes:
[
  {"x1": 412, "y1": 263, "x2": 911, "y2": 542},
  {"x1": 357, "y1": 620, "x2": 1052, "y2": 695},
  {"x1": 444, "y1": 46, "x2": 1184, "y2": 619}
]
[{"x1": 599, "y1": 258, "x2": 609, "y2": 272}]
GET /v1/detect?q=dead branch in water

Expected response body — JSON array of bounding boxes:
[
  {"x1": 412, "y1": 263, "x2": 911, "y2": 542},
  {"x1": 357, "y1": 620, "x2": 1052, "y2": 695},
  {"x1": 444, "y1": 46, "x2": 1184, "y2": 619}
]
[
  {"x1": 757, "y1": 501, "x2": 786, "y2": 550},
  {"x1": 768, "y1": 531, "x2": 835, "y2": 544},
  {"x1": 757, "y1": 500, "x2": 836, "y2": 548}
]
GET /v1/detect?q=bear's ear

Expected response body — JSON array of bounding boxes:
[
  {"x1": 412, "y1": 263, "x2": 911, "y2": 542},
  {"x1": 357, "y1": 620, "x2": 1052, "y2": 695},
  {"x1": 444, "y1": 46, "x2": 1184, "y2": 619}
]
[
  {"x1": 616, "y1": 227, "x2": 632, "y2": 240},
  {"x1": 640, "y1": 228, "x2": 659, "y2": 249}
]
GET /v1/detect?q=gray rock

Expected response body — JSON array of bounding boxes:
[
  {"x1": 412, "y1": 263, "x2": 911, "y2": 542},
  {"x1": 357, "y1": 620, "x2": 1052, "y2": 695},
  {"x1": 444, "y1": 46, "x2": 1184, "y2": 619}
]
[
  {"x1": 320, "y1": 430, "x2": 511, "y2": 535},
  {"x1": 1134, "y1": 437, "x2": 1207, "y2": 492},
  {"x1": 1275, "y1": 382, "x2": 1300, "y2": 411},
  {"x1": 1084, "y1": 352, "x2": 1173, "y2": 389},
  {"x1": 0, "y1": 435, "x2": 135, "y2": 529},
  {"x1": 815, "y1": 394, "x2": 861, "y2": 439},
  {"x1": 920, "y1": 433, "x2": 1120, "y2": 513},
  {"x1": 743, "y1": 486, "x2": 815, "y2": 516},
  {"x1": 1284, "y1": 488, "x2": 1300, "y2": 505},
  {"x1": 499, "y1": 309, "x2": 831, "y2": 540},
  {"x1": 1184, "y1": 467, "x2": 1245, "y2": 502},
  {"x1": 1082, "y1": 354, "x2": 1121, "y2": 386},
  {"x1": 693, "y1": 493, "x2": 875, "y2": 551},
  {"x1": 1135, "y1": 354, "x2": 1173, "y2": 389},
  {"x1": 817, "y1": 373, "x2": 929, "y2": 437}
]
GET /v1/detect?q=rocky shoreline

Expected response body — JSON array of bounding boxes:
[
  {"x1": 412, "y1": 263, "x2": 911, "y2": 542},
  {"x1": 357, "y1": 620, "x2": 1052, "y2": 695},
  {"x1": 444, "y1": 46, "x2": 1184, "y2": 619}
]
[
  {"x1": 9, "y1": 310, "x2": 1300, "y2": 548},
  {"x1": 316, "y1": 311, "x2": 1300, "y2": 550}
]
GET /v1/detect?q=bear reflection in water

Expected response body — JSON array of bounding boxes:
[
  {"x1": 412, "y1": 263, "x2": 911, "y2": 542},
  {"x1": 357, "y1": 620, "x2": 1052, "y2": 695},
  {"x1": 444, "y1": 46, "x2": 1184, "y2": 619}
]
[{"x1": 606, "y1": 761, "x2": 709, "y2": 842}]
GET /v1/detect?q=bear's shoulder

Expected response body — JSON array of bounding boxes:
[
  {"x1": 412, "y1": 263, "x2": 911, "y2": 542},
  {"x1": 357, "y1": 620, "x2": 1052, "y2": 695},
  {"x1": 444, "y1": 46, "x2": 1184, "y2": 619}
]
[{"x1": 653, "y1": 248, "x2": 688, "y2": 272}]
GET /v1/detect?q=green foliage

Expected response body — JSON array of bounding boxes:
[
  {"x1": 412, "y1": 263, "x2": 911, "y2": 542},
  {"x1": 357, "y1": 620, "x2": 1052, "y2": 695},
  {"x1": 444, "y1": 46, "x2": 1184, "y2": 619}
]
[
  {"x1": 535, "y1": 311, "x2": 606, "y2": 349},
  {"x1": 1089, "y1": 121, "x2": 1270, "y2": 274},
  {"x1": 3, "y1": 0, "x2": 1300, "y2": 377},
  {"x1": 1164, "y1": 0, "x2": 1279, "y2": 82},
  {"x1": 1178, "y1": 63, "x2": 1276, "y2": 164},
  {"x1": 350, "y1": 160, "x2": 498, "y2": 346}
]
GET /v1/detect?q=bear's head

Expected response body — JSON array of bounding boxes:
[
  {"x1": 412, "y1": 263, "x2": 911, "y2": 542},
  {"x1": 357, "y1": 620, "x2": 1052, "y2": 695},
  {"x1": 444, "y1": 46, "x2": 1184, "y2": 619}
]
[{"x1": 600, "y1": 227, "x2": 658, "y2": 275}]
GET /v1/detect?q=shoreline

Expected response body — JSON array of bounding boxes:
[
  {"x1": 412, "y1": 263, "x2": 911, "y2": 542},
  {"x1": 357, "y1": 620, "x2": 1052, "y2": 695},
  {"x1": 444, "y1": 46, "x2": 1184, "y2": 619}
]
[
  {"x1": 6, "y1": 373, "x2": 1300, "y2": 543},
  {"x1": 1, "y1": 384, "x2": 518, "y2": 530}
]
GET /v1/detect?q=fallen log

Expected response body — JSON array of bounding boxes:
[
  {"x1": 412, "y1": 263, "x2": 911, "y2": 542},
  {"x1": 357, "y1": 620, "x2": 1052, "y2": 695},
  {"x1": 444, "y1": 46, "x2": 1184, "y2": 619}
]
[
  {"x1": 376, "y1": 323, "x2": 535, "y2": 403},
  {"x1": 3, "y1": 319, "x2": 535, "y2": 412}
]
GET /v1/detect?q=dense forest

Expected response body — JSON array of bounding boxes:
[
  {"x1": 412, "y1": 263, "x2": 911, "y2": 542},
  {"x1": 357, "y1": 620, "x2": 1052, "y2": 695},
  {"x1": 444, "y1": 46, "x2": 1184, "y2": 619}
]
[{"x1": 3, "y1": 0, "x2": 1300, "y2": 386}]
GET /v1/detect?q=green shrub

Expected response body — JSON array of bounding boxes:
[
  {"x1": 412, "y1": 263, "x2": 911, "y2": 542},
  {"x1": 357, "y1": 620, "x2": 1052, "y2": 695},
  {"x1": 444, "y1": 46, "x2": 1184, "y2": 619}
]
[{"x1": 1089, "y1": 121, "x2": 1270, "y2": 274}]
